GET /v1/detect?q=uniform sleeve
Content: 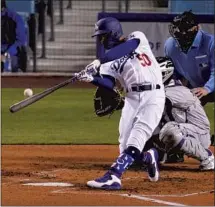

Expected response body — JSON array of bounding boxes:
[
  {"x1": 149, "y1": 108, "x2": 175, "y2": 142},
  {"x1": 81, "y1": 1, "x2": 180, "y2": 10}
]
[
  {"x1": 204, "y1": 39, "x2": 214, "y2": 93},
  {"x1": 92, "y1": 75, "x2": 115, "y2": 90},
  {"x1": 99, "y1": 61, "x2": 115, "y2": 77},
  {"x1": 100, "y1": 38, "x2": 139, "y2": 64},
  {"x1": 91, "y1": 61, "x2": 116, "y2": 90},
  {"x1": 7, "y1": 12, "x2": 27, "y2": 56}
]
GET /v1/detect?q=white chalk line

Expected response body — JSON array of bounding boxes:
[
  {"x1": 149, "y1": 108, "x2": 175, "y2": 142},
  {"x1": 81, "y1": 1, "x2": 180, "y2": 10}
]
[
  {"x1": 51, "y1": 189, "x2": 186, "y2": 206},
  {"x1": 120, "y1": 194, "x2": 187, "y2": 206},
  {"x1": 12, "y1": 168, "x2": 213, "y2": 207},
  {"x1": 38, "y1": 168, "x2": 213, "y2": 205},
  {"x1": 22, "y1": 182, "x2": 74, "y2": 187},
  {"x1": 144, "y1": 190, "x2": 214, "y2": 197},
  {"x1": 51, "y1": 186, "x2": 214, "y2": 206}
]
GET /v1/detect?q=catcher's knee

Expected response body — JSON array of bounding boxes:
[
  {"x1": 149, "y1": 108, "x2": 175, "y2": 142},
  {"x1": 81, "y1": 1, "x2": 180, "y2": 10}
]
[{"x1": 159, "y1": 122, "x2": 183, "y2": 150}]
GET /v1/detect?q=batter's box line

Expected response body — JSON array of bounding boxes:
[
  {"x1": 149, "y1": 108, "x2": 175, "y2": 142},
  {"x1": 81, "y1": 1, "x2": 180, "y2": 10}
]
[
  {"x1": 51, "y1": 190, "x2": 187, "y2": 206},
  {"x1": 51, "y1": 187, "x2": 214, "y2": 198},
  {"x1": 51, "y1": 187, "x2": 214, "y2": 206},
  {"x1": 145, "y1": 190, "x2": 214, "y2": 197},
  {"x1": 120, "y1": 193, "x2": 187, "y2": 206}
]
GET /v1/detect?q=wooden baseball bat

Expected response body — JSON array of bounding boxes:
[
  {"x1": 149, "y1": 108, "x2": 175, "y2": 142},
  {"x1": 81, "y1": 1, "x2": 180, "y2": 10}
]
[{"x1": 9, "y1": 75, "x2": 79, "y2": 113}]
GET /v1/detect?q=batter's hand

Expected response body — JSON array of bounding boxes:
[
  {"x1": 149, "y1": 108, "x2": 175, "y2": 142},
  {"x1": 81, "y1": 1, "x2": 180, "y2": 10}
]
[
  {"x1": 191, "y1": 87, "x2": 209, "y2": 99},
  {"x1": 75, "y1": 71, "x2": 94, "y2": 83},
  {"x1": 85, "y1": 59, "x2": 100, "y2": 75}
]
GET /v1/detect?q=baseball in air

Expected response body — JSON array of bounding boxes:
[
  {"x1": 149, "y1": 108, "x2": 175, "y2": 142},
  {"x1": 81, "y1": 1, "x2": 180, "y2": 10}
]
[{"x1": 24, "y1": 88, "x2": 33, "y2": 97}]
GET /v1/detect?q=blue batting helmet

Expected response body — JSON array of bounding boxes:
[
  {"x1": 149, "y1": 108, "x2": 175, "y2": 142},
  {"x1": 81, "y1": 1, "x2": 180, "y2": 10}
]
[{"x1": 92, "y1": 17, "x2": 123, "y2": 49}]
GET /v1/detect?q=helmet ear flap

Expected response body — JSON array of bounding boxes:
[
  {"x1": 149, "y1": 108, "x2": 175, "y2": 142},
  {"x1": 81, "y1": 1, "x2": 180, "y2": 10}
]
[{"x1": 111, "y1": 31, "x2": 119, "y2": 38}]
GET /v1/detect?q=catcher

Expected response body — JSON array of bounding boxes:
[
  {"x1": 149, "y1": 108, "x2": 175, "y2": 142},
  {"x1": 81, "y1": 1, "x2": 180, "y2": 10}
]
[
  {"x1": 92, "y1": 57, "x2": 214, "y2": 172},
  {"x1": 149, "y1": 57, "x2": 214, "y2": 171}
]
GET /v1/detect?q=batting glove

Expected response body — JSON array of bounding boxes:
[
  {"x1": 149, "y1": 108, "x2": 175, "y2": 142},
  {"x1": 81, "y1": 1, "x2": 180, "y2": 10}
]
[
  {"x1": 75, "y1": 71, "x2": 94, "y2": 83},
  {"x1": 85, "y1": 59, "x2": 101, "y2": 75}
]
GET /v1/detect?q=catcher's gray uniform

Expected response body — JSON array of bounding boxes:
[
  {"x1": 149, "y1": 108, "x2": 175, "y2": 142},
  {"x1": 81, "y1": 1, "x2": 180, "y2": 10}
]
[{"x1": 159, "y1": 84, "x2": 213, "y2": 167}]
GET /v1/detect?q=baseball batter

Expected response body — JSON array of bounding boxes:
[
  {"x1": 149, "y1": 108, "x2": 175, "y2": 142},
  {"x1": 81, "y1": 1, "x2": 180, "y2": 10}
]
[
  {"x1": 76, "y1": 17, "x2": 165, "y2": 190},
  {"x1": 157, "y1": 57, "x2": 214, "y2": 170}
]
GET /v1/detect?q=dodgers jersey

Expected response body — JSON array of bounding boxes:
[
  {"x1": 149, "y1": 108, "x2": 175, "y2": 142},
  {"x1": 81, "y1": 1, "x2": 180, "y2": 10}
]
[{"x1": 99, "y1": 31, "x2": 163, "y2": 91}]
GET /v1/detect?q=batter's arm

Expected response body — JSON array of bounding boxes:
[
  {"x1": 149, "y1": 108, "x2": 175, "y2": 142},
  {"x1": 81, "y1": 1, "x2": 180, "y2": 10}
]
[
  {"x1": 100, "y1": 39, "x2": 139, "y2": 64},
  {"x1": 92, "y1": 75, "x2": 115, "y2": 90}
]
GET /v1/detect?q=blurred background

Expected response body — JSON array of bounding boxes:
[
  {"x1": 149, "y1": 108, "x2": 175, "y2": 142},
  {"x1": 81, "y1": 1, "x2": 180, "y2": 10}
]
[{"x1": 1, "y1": 0, "x2": 214, "y2": 73}]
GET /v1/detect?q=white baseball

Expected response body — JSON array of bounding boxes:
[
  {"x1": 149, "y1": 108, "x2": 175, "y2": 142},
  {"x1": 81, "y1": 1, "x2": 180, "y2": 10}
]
[{"x1": 24, "y1": 88, "x2": 33, "y2": 97}]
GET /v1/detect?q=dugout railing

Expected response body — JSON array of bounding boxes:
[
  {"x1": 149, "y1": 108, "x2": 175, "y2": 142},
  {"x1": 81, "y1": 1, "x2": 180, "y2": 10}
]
[{"x1": 5, "y1": 0, "x2": 214, "y2": 73}]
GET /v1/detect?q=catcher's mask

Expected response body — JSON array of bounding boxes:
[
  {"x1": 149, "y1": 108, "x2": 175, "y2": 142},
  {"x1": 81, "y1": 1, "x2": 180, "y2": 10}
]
[
  {"x1": 156, "y1": 57, "x2": 174, "y2": 85},
  {"x1": 92, "y1": 17, "x2": 123, "y2": 49},
  {"x1": 169, "y1": 10, "x2": 198, "y2": 53}
]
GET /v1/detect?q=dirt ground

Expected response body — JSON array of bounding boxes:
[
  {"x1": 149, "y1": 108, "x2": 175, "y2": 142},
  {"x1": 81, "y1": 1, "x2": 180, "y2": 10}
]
[
  {"x1": 1, "y1": 145, "x2": 215, "y2": 206},
  {"x1": 1, "y1": 76, "x2": 215, "y2": 206}
]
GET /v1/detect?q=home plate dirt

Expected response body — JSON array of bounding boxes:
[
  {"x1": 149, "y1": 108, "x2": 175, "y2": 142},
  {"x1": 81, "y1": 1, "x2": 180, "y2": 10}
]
[{"x1": 1, "y1": 145, "x2": 214, "y2": 206}]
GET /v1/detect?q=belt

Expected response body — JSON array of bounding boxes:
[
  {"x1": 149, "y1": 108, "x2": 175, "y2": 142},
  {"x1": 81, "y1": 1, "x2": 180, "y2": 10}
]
[{"x1": 127, "y1": 84, "x2": 161, "y2": 92}]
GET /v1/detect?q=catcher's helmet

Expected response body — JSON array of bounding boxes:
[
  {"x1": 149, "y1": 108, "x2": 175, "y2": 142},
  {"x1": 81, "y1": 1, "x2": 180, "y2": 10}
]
[
  {"x1": 92, "y1": 17, "x2": 123, "y2": 49},
  {"x1": 169, "y1": 10, "x2": 198, "y2": 53},
  {"x1": 156, "y1": 57, "x2": 174, "y2": 84}
]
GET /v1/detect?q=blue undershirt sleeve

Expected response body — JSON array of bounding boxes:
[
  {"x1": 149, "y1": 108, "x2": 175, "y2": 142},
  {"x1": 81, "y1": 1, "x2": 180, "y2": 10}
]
[
  {"x1": 92, "y1": 75, "x2": 115, "y2": 90},
  {"x1": 100, "y1": 39, "x2": 140, "y2": 64}
]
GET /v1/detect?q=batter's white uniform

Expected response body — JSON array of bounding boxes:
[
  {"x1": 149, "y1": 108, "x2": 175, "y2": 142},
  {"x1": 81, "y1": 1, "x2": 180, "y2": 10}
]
[{"x1": 99, "y1": 31, "x2": 165, "y2": 154}]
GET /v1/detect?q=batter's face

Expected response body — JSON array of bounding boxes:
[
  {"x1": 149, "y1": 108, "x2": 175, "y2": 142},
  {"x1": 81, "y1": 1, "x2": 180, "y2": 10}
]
[
  {"x1": 97, "y1": 32, "x2": 121, "y2": 49},
  {"x1": 97, "y1": 33, "x2": 109, "y2": 46}
]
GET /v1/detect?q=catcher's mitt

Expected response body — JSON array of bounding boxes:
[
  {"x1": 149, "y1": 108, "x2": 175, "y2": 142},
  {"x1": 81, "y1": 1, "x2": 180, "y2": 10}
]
[{"x1": 94, "y1": 87, "x2": 124, "y2": 117}]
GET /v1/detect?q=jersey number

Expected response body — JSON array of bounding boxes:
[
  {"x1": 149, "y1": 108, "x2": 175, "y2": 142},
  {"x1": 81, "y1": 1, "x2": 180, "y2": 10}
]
[{"x1": 137, "y1": 53, "x2": 151, "y2": 67}]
